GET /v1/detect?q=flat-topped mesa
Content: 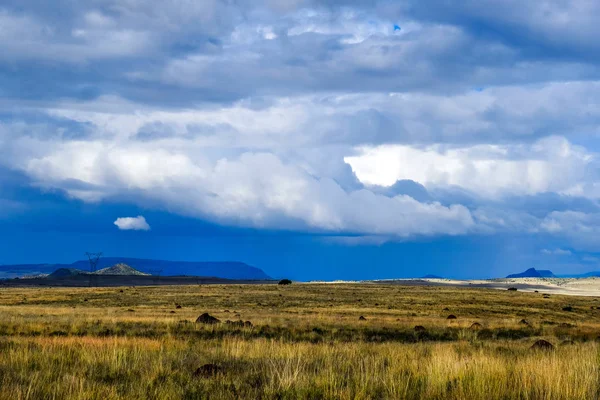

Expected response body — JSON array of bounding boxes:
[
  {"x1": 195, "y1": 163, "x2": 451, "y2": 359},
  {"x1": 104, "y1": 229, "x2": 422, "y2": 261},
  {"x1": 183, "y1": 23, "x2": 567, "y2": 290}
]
[{"x1": 506, "y1": 268, "x2": 555, "y2": 279}]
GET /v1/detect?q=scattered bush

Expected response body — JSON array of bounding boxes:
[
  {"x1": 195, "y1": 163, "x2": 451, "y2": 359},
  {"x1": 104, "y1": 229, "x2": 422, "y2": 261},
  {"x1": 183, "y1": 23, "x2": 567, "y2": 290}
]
[
  {"x1": 196, "y1": 313, "x2": 220, "y2": 324},
  {"x1": 470, "y1": 322, "x2": 483, "y2": 330},
  {"x1": 193, "y1": 364, "x2": 222, "y2": 378},
  {"x1": 531, "y1": 339, "x2": 554, "y2": 351}
]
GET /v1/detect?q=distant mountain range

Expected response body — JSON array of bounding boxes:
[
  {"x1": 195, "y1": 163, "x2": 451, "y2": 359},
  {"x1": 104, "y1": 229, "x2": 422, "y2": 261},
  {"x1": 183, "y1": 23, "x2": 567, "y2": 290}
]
[{"x1": 0, "y1": 257, "x2": 271, "y2": 280}]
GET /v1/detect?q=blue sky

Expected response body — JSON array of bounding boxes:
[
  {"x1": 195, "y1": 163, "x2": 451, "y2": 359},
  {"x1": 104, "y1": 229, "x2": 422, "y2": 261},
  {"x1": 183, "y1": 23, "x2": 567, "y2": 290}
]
[{"x1": 2, "y1": 0, "x2": 600, "y2": 280}]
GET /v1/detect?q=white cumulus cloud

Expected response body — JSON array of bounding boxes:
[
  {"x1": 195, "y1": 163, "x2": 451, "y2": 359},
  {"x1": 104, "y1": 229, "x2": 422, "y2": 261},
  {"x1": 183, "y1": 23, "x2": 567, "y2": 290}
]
[
  {"x1": 114, "y1": 216, "x2": 151, "y2": 231},
  {"x1": 345, "y1": 136, "x2": 592, "y2": 199}
]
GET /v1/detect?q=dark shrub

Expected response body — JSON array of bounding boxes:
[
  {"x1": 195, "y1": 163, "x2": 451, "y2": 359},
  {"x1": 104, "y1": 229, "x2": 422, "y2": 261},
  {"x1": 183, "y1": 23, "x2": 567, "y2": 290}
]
[
  {"x1": 477, "y1": 329, "x2": 494, "y2": 340},
  {"x1": 562, "y1": 306, "x2": 573, "y2": 312},
  {"x1": 507, "y1": 287, "x2": 517, "y2": 291},
  {"x1": 278, "y1": 279, "x2": 292, "y2": 285},
  {"x1": 196, "y1": 313, "x2": 220, "y2": 324},
  {"x1": 531, "y1": 339, "x2": 554, "y2": 351},
  {"x1": 470, "y1": 322, "x2": 483, "y2": 330},
  {"x1": 193, "y1": 364, "x2": 222, "y2": 378}
]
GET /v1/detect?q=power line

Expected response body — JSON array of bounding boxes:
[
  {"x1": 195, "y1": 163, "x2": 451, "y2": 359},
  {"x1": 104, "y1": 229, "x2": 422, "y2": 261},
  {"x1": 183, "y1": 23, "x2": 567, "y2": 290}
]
[{"x1": 85, "y1": 252, "x2": 102, "y2": 287}]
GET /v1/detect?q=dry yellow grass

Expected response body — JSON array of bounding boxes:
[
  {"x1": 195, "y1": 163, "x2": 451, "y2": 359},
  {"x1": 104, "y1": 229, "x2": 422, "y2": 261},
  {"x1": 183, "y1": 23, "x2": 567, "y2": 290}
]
[{"x1": 0, "y1": 283, "x2": 599, "y2": 399}]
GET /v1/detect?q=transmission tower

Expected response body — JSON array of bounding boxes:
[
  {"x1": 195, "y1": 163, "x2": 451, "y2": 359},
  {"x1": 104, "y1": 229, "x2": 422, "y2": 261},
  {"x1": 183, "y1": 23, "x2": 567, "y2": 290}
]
[
  {"x1": 85, "y1": 252, "x2": 103, "y2": 287},
  {"x1": 147, "y1": 269, "x2": 163, "y2": 285}
]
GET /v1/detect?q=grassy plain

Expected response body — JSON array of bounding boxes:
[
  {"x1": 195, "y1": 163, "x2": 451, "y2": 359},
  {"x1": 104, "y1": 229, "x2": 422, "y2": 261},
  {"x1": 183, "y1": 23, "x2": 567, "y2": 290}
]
[{"x1": 0, "y1": 283, "x2": 599, "y2": 399}]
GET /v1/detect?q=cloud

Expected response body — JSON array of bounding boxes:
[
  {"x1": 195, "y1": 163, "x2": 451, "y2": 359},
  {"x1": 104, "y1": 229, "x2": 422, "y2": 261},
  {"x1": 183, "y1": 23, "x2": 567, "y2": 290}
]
[
  {"x1": 21, "y1": 145, "x2": 475, "y2": 237},
  {"x1": 0, "y1": 10, "x2": 154, "y2": 64},
  {"x1": 399, "y1": 0, "x2": 600, "y2": 57},
  {"x1": 345, "y1": 136, "x2": 593, "y2": 198},
  {"x1": 36, "y1": 80, "x2": 600, "y2": 149},
  {"x1": 541, "y1": 248, "x2": 572, "y2": 256},
  {"x1": 3, "y1": 2, "x2": 600, "y2": 106},
  {"x1": 3, "y1": 88, "x2": 600, "y2": 242},
  {"x1": 114, "y1": 215, "x2": 150, "y2": 231},
  {"x1": 2, "y1": 0, "x2": 600, "y2": 250}
]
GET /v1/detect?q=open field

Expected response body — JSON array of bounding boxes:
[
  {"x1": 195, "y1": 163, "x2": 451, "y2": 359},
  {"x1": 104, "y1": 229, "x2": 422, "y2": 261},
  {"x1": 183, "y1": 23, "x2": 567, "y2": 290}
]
[{"x1": 0, "y1": 283, "x2": 600, "y2": 399}]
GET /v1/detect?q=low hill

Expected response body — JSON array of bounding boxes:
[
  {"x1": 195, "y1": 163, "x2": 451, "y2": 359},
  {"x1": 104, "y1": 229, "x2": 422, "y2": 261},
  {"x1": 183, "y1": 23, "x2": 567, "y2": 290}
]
[
  {"x1": 95, "y1": 263, "x2": 149, "y2": 276},
  {"x1": 47, "y1": 264, "x2": 149, "y2": 278},
  {"x1": 48, "y1": 268, "x2": 88, "y2": 278},
  {"x1": 506, "y1": 268, "x2": 555, "y2": 278},
  {"x1": 0, "y1": 264, "x2": 63, "y2": 279}
]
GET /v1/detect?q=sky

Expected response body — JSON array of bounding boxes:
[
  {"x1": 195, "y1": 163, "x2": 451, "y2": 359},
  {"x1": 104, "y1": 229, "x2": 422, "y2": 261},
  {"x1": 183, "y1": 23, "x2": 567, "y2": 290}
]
[{"x1": 2, "y1": 0, "x2": 600, "y2": 280}]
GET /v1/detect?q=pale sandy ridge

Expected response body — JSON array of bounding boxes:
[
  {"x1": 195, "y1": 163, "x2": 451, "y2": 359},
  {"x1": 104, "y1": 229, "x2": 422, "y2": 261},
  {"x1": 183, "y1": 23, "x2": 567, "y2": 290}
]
[
  {"x1": 310, "y1": 277, "x2": 600, "y2": 297},
  {"x1": 402, "y1": 277, "x2": 600, "y2": 297}
]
